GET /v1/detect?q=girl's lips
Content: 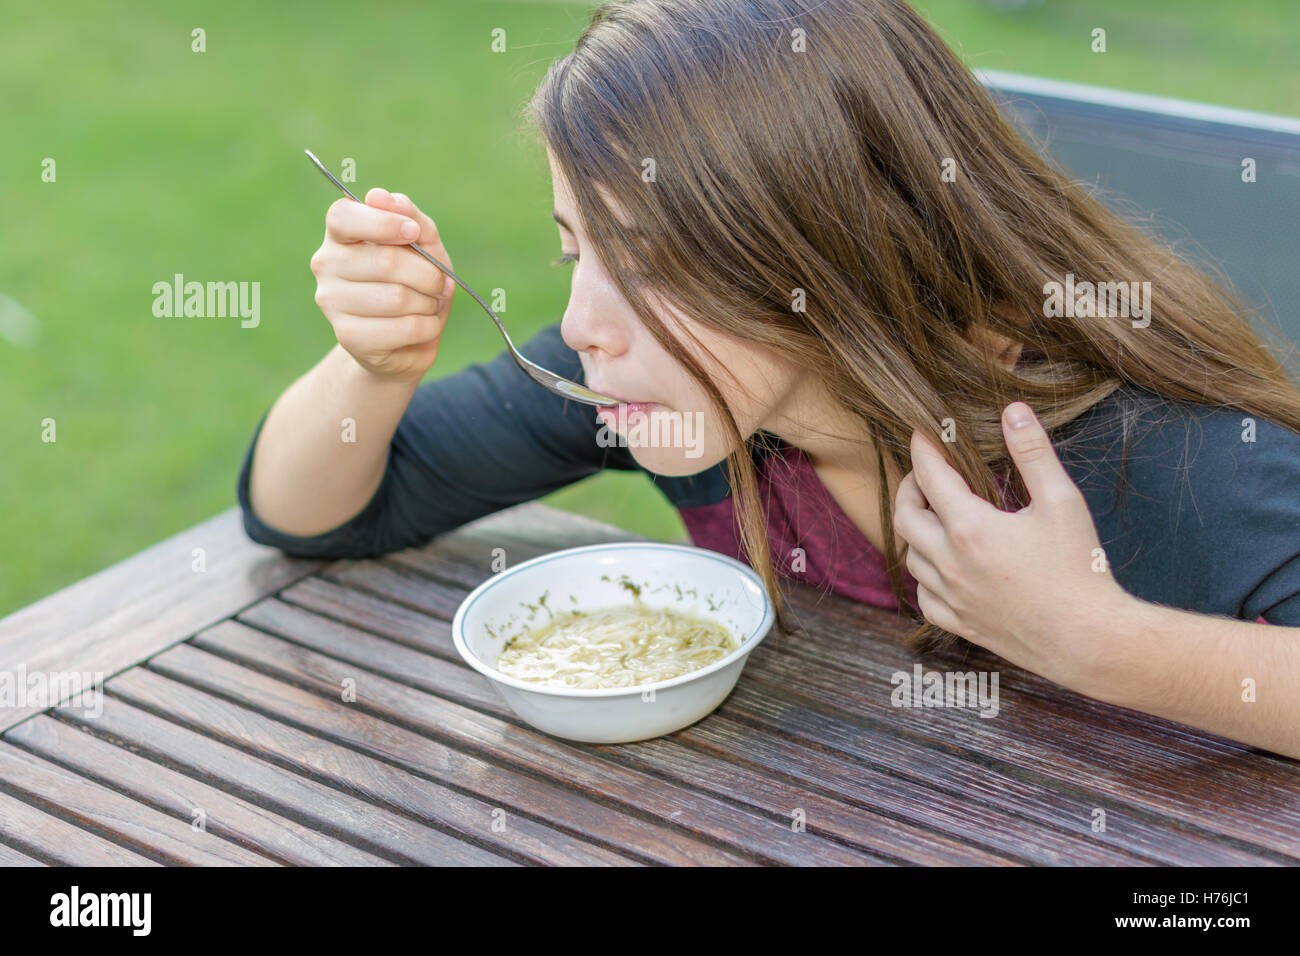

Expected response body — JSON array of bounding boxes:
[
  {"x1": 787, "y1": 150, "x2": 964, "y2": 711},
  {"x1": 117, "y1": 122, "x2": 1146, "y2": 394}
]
[{"x1": 596, "y1": 401, "x2": 658, "y2": 423}]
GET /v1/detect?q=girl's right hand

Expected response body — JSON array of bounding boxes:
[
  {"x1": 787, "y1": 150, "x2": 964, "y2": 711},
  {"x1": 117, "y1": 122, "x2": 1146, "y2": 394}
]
[{"x1": 310, "y1": 187, "x2": 456, "y2": 384}]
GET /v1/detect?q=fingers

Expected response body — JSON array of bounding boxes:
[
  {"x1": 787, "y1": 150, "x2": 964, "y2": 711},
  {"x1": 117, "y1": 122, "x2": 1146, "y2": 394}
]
[
  {"x1": 330, "y1": 312, "x2": 444, "y2": 352},
  {"x1": 319, "y1": 188, "x2": 455, "y2": 303},
  {"x1": 895, "y1": 467, "x2": 927, "y2": 513},
  {"x1": 908, "y1": 430, "x2": 964, "y2": 521},
  {"x1": 915, "y1": 583, "x2": 961, "y2": 634},
  {"x1": 327, "y1": 241, "x2": 449, "y2": 303},
  {"x1": 903, "y1": 540, "x2": 944, "y2": 594},
  {"x1": 893, "y1": 470, "x2": 946, "y2": 557},
  {"x1": 389, "y1": 192, "x2": 440, "y2": 247},
  {"x1": 389, "y1": 191, "x2": 456, "y2": 301},
  {"x1": 909, "y1": 430, "x2": 994, "y2": 525},
  {"x1": 899, "y1": 464, "x2": 968, "y2": 635},
  {"x1": 318, "y1": 279, "x2": 442, "y2": 320},
  {"x1": 325, "y1": 191, "x2": 422, "y2": 245},
  {"x1": 1002, "y1": 402, "x2": 1079, "y2": 508}
]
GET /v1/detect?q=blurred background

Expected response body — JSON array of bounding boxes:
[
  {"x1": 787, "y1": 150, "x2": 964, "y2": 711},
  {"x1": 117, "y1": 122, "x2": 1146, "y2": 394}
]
[{"x1": 3, "y1": 0, "x2": 1298, "y2": 617}]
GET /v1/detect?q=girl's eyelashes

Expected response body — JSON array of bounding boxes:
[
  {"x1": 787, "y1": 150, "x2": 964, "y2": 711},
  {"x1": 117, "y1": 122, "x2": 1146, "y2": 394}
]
[{"x1": 551, "y1": 252, "x2": 579, "y2": 267}]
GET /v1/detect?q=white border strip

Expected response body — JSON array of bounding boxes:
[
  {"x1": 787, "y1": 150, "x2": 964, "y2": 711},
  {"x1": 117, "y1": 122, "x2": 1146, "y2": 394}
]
[{"x1": 975, "y1": 69, "x2": 1300, "y2": 136}]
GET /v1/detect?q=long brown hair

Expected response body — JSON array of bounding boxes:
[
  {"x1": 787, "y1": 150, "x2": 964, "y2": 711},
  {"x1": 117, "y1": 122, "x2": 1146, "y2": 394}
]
[{"x1": 523, "y1": 0, "x2": 1300, "y2": 651}]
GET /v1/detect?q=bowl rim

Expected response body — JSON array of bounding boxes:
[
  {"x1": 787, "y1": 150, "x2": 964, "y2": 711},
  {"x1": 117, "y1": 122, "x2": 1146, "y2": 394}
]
[{"x1": 451, "y1": 540, "x2": 775, "y2": 698}]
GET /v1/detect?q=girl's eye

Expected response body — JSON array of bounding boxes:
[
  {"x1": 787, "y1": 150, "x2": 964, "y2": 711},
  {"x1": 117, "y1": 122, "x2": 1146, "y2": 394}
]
[{"x1": 551, "y1": 252, "x2": 579, "y2": 267}]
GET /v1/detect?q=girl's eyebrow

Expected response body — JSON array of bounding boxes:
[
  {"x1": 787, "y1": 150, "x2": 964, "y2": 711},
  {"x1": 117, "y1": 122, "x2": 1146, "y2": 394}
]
[{"x1": 553, "y1": 207, "x2": 646, "y2": 239}]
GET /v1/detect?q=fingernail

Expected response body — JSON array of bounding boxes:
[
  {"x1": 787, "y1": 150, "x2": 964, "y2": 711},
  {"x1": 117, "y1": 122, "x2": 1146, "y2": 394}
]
[
  {"x1": 1006, "y1": 402, "x2": 1033, "y2": 429},
  {"x1": 400, "y1": 220, "x2": 419, "y2": 239}
]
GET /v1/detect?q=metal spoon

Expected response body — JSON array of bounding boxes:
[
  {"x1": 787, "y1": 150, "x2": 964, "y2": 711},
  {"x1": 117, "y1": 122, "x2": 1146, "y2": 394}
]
[{"x1": 304, "y1": 149, "x2": 620, "y2": 407}]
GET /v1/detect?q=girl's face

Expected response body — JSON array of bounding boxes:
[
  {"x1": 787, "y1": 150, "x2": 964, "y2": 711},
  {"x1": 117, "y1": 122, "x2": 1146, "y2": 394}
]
[
  {"x1": 548, "y1": 150, "x2": 1022, "y2": 478},
  {"x1": 548, "y1": 149, "x2": 806, "y2": 477}
]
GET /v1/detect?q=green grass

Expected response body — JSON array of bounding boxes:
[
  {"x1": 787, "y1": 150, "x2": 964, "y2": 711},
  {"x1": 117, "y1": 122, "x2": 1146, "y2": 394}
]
[{"x1": 3, "y1": 0, "x2": 1297, "y2": 617}]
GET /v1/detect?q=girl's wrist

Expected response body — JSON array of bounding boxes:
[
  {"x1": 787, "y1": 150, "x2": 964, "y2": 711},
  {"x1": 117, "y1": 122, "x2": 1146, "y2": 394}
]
[
  {"x1": 334, "y1": 344, "x2": 423, "y2": 395},
  {"x1": 1066, "y1": 587, "x2": 1152, "y2": 705}
]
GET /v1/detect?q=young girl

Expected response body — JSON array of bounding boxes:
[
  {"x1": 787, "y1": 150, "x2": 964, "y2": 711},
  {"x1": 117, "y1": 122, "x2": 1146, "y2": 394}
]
[{"x1": 240, "y1": 0, "x2": 1300, "y2": 758}]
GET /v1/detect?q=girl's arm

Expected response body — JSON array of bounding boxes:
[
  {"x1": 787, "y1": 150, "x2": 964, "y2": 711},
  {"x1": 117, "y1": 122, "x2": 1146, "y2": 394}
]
[
  {"x1": 248, "y1": 344, "x2": 420, "y2": 537},
  {"x1": 894, "y1": 401, "x2": 1300, "y2": 760},
  {"x1": 249, "y1": 187, "x2": 451, "y2": 538},
  {"x1": 1084, "y1": 593, "x2": 1300, "y2": 760},
  {"x1": 239, "y1": 323, "x2": 639, "y2": 560}
]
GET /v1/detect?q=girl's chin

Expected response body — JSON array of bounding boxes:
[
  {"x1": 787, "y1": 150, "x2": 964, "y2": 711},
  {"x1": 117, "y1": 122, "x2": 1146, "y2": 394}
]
[
  {"x1": 593, "y1": 403, "x2": 721, "y2": 474},
  {"x1": 631, "y1": 450, "x2": 723, "y2": 477}
]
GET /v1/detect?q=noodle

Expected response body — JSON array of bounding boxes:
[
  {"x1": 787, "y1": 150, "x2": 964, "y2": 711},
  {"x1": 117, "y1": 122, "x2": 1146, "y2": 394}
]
[{"x1": 495, "y1": 604, "x2": 739, "y2": 689}]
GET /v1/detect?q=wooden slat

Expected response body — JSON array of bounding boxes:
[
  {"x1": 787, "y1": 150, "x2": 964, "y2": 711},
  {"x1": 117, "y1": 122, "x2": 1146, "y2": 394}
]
[
  {"x1": 5, "y1": 497, "x2": 1290, "y2": 866},
  {"x1": 205, "y1": 616, "x2": 1003, "y2": 865},
  {"x1": 239, "y1": 599, "x2": 518, "y2": 711},
  {"x1": 0, "y1": 507, "x2": 324, "y2": 732},
  {"x1": 91, "y1": 667, "x2": 641, "y2": 867},
  {"x1": 0, "y1": 742, "x2": 278, "y2": 865},
  {"x1": 280, "y1": 576, "x2": 454, "y2": 655},
  {"x1": 322, "y1": 560, "x2": 467, "y2": 620},
  {"x1": 233, "y1": 600, "x2": 1097, "y2": 863},
  {"x1": 144, "y1": 638, "x2": 882, "y2": 865},
  {"x1": 384, "y1": 547, "x2": 497, "y2": 592},
  {"x1": 212, "y1": 616, "x2": 753, "y2": 864},
  {"x1": 136, "y1": 639, "x2": 759, "y2": 865},
  {"x1": 5, "y1": 715, "x2": 391, "y2": 866},
  {"x1": 232, "y1": 588, "x2": 1171, "y2": 864},
  {"x1": 273, "y1": 574, "x2": 1148, "y2": 863},
  {"x1": 607, "y1": 724, "x2": 1146, "y2": 866},
  {"x1": 786, "y1": 594, "x2": 1300, "y2": 771},
  {"x1": 340, "y1": 529, "x2": 1300, "y2": 862},
  {"x1": 0, "y1": 841, "x2": 45, "y2": 866},
  {"x1": 724, "y1": 674, "x2": 1295, "y2": 862},
  {"x1": 0, "y1": 789, "x2": 158, "y2": 865},
  {"x1": 744, "y1": 598, "x2": 1300, "y2": 860},
  {"x1": 676, "y1": 711, "x2": 1268, "y2": 867},
  {"x1": 332, "y1": 557, "x2": 489, "y2": 623},
  {"x1": 54, "y1": 696, "x2": 514, "y2": 866}
]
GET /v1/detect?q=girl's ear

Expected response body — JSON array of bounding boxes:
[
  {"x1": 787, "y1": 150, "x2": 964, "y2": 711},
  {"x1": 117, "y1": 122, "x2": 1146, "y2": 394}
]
[
  {"x1": 993, "y1": 335, "x2": 1024, "y2": 370},
  {"x1": 963, "y1": 320, "x2": 1023, "y2": 370}
]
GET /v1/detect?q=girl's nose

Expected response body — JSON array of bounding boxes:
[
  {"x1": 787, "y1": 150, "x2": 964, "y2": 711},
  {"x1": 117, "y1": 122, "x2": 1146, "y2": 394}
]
[{"x1": 561, "y1": 296, "x2": 629, "y2": 358}]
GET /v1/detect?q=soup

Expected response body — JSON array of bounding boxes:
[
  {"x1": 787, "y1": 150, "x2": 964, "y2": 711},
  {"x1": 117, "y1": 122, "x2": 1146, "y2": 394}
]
[{"x1": 494, "y1": 603, "x2": 739, "y2": 689}]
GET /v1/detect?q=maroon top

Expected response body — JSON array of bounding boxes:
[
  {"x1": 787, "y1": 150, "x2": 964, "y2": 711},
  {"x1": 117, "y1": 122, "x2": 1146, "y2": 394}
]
[
  {"x1": 678, "y1": 442, "x2": 944, "y2": 611},
  {"x1": 679, "y1": 351, "x2": 1029, "y2": 614}
]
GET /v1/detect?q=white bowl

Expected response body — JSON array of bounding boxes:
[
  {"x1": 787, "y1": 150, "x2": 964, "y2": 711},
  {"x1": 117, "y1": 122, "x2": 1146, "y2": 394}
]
[{"x1": 451, "y1": 541, "x2": 775, "y2": 744}]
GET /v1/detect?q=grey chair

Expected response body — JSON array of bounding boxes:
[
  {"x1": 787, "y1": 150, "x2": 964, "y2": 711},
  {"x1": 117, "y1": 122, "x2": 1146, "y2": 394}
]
[{"x1": 979, "y1": 69, "x2": 1300, "y2": 359}]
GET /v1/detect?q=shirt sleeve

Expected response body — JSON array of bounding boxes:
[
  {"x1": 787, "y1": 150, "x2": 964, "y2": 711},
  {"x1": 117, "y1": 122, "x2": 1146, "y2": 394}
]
[
  {"x1": 235, "y1": 322, "x2": 639, "y2": 559},
  {"x1": 1060, "y1": 387, "x2": 1300, "y2": 626}
]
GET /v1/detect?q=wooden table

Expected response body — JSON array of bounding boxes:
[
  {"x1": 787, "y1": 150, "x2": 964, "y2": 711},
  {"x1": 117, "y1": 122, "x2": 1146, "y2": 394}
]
[{"x1": 0, "y1": 502, "x2": 1296, "y2": 866}]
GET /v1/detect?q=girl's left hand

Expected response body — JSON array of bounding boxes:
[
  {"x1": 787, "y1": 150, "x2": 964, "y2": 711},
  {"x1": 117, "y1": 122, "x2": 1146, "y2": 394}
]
[{"x1": 893, "y1": 401, "x2": 1133, "y2": 690}]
